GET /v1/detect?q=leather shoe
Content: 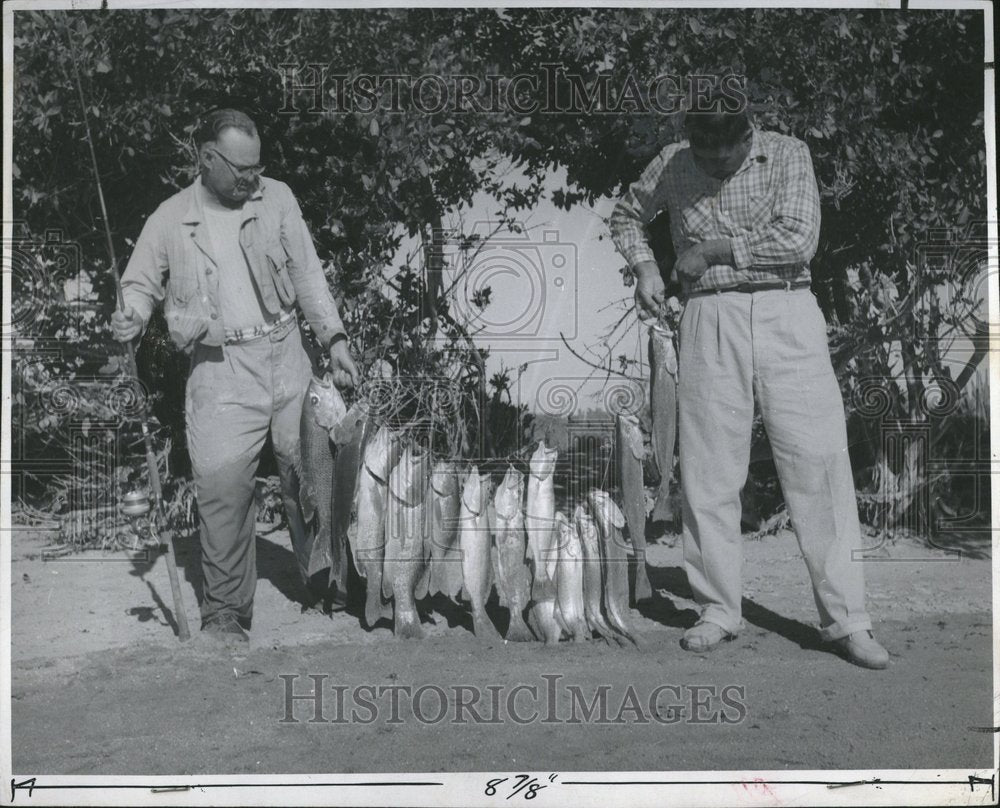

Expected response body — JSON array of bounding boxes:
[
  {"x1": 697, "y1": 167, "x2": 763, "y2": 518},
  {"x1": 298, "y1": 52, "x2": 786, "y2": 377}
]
[
  {"x1": 680, "y1": 620, "x2": 735, "y2": 653},
  {"x1": 834, "y1": 630, "x2": 888, "y2": 669},
  {"x1": 201, "y1": 613, "x2": 249, "y2": 646}
]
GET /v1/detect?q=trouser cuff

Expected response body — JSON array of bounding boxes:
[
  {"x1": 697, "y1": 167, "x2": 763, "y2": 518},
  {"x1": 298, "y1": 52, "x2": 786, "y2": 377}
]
[
  {"x1": 819, "y1": 616, "x2": 873, "y2": 642},
  {"x1": 697, "y1": 610, "x2": 743, "y2": 637}
]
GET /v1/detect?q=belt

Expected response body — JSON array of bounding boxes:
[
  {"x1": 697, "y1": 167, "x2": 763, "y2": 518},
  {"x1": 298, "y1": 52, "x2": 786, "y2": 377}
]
[
  {"x1": 686, "y1": 279, "x2": 811, "y2": 298},
  {"x1": 223, "y1": 309, "x2": 296, "y2": 345}
]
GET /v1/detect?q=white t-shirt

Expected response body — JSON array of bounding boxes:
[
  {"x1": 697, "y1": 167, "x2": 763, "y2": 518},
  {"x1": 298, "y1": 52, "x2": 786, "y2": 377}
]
[{"x1": 202, "y1": 201, "x2": 268, "y2": 331}]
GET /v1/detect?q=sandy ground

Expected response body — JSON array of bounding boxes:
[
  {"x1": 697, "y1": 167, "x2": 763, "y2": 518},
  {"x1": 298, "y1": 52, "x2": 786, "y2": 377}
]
[{"x1": 9, "y1": 523, "x2": 995, "y2": 775}]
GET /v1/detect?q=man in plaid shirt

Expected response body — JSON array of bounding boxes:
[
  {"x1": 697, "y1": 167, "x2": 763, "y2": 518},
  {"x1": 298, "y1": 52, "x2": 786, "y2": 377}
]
[{"x1": 610, "y1": 90, "x2": 888, "y2": 669}]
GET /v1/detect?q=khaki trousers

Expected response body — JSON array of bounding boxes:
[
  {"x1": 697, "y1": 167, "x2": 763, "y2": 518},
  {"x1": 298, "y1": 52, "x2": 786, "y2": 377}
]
[
  {"x1": 184, "y1": 320, "x2": 314, "y2": 625},
  {"x1": 677, "y1": 288, "x2": 872, "y2": 641}
]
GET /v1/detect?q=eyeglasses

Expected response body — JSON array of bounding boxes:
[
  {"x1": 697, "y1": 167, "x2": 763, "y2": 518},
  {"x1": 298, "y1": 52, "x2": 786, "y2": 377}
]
[{"x1": 210, "y1": 148, "x2": 265, "y2": 181}]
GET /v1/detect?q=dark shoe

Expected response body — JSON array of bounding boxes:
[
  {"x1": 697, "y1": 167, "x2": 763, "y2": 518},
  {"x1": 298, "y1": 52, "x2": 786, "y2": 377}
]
[
  {"x1": 834, "y1": 630, "x2": 888, "y2": 669},
  {"x1": 680, "y1": 620, "x2": 735, "y2": 653},
  {"x1": 201, "y1": 613, "x2": 249, "y2": 646}
]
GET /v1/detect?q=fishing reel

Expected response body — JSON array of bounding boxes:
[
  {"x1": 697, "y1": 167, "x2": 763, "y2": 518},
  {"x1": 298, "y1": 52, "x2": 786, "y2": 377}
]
[{"x1": 121, "y1": 489, "x2": 159, "y2": 547}]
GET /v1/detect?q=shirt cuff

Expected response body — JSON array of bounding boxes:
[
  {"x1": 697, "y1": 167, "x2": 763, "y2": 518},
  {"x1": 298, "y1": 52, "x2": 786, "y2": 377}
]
[
  {"x1": 730, "y1": 235, "x2": 754, "y2": 271},
  {"x1": 122, "y1": 291, "x2": 153, "y2": 333},
  {"x1": 313, "y1": 319, "x2": 346, "y2": 350},
  {"x1": 625, "y1": 245, "x2": 657, "y2": 269}
]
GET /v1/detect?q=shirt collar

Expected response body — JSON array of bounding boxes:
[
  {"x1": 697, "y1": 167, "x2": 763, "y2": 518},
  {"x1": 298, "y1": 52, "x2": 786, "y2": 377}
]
[
  {"x1": 182, "y1": 176, "x2": 265, "y2": 225},
  {"x1": 730, "y1": 127, "x2": 766, "y2": 178}
]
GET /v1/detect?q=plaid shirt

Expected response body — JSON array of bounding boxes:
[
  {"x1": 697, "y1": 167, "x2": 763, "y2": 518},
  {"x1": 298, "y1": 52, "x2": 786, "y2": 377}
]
[{"x1": 609, "y1": 128, "x2": 820, "y2": 294}]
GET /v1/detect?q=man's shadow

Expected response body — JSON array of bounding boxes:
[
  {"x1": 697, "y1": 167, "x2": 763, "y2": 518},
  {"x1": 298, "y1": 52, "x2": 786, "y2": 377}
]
[{"x1": 640, "y1": 561, "x2": 827, "y2": 652}]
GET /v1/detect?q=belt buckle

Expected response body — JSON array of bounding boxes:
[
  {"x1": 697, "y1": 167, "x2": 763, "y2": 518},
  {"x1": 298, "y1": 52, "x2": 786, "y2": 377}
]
[{"x1": 269, "y1": 312, "x2": 295, "y2": 342}]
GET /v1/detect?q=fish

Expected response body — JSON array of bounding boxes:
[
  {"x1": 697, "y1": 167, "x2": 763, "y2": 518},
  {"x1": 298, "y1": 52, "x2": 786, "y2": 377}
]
[
  {"x1": 617, "y1": 411, "x2": 652, "y2": 603},
  {"x1": 415, "y1": 460, "x2": 462, "y2": 601},
  {"x1": 574, "y1": 504, "x2": 619, "y2": 644},
  {"x1": 493, "y1": 466, "x2": 534, "y2": 642},
  {"x1": 297, "y1": 374, "x2": 347, "y2": 582},
  {"x1": 330, "y1": 405, "x2": 369, "y2": 594},
  {"x1": 553, "y1": 511, "x2": 588, "y2": 642},
  {"x1": 383, "y1": 442, "x2": 432, "y2": 639},
  {"x1": 649, "y1": 323, "x2": 678, "y2": 523},
  {"x1": 352, "y1": 425, "x2": 400, "y2": 627},
  {"x1": 525, "y1": 440, "x2": 562, "y2": 645},
  {"x1": 459, "y1": 467, "x2": 500, "y2": 639},
  {"x1": 588, "y1": 489, "x2": 639, "y2": 647}
]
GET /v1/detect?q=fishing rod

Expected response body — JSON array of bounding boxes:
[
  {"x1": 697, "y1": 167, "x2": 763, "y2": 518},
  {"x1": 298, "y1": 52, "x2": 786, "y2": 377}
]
[{"x1": 63, "y1": 16, "x2": 191, "y2": 642}]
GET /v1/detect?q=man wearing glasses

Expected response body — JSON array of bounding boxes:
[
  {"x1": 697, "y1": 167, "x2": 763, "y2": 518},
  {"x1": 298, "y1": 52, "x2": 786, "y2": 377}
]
[{"x1": 112, "y1": 108, "x2": 358, "y2": 645}]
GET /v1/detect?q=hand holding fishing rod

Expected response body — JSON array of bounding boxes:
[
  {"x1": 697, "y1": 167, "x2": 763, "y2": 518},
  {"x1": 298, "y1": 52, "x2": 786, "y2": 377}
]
[{"x1": 111, "y1": 306, "x2": 144, "y2": 342}]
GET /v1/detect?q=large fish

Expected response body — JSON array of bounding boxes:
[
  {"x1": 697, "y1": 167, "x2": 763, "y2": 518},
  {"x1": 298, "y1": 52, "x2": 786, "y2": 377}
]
[
  {"x1": 297, "y1": 374, "x2": 347, "y2": 582},
  {"x1": 574, "y1": 505, "x2": 619, "y2": 644},
  {"x1": 493, "y1": 466, "x2": 534, "y2": 642},
  {"x1": 588, "y1": 489, "x2": 639, "y2": 647},
  {"x1": 459, "y1": 468, "x2": 500, "y2": 639},
  {"x1": 383, "y1": 443, "x2": 432, "y2": 639},
  {"x1": 352, "y1": 425, "x2": 400, "y2": 627},
  {"x1": 525, "y1": 441, "x2": 561, "y2": 645},
  {"x1": 330, "y1": 405, "x2": 369, "y2": 594},
  {"x1": 616, "y1": 412, "x2": 652, "y2": 603},
  {"x1": 649, "y1": 323, "x2": 678, "y2": 523},
  {"x1": 415, "y1": 460, "x2": 462, "y2": 601},
  {"x1": 553, "y1": 511, "x2": 588, "y2": 642}
]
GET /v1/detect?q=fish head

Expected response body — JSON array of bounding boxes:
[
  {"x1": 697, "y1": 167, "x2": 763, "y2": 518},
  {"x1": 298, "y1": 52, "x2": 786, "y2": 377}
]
[
  {"x1": 588, "y1": 489, "x2": 626, "y2": 530},
  {"x1": 430, "y1": 460, "x2": 458, "y2": 498},
  {"x1": 363, "y1": 425, "x2": 394, "y2": 483},
  {"x1": 574, "y1": 504, "x2": 598, "y2": 540},
  {"x1": 556, "y1": 511, "x2": 582, "y2": 557},
  {"x1": 650, "y1": 325, "x2": 679, "y2": 375},
  {"x1": 389, "y1": 443, "x2": 430, "y2": 505},
  {"x1": 477, "y1": 473, "x2": 493, "y2": 511},
  {"x1": 529, "y1": 440, "x2": 557, "y2": 481},
  {"x1": 554, "y1": 510, "x2": 574, "y2": 541},
  {"x1": 460, "y1": 465, "x2": 482, "y2": 514},
  {"x1": 306, "y1": 374, "x2": 347, "y2": 435},
  {"x1": 494, "y1": 466, "x2": 524, "y2": 519},
  {"x1": 616, "y1": 412, "x2": 646, "y2": 460}
]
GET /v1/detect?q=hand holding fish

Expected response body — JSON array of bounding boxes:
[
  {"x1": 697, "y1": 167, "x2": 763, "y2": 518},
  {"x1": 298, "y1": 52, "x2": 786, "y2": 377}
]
[
  {"x1": 328, "y1": 335, "x2": 360, "y2": 389},
  {"x1": 633, "y1": 261, "x2": 665, "y2": 320}
]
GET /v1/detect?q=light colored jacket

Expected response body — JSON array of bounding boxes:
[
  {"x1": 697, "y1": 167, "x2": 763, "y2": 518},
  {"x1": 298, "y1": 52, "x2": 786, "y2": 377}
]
[{"x1": 121, "y1": 176, "x2": 346, "y2": 353}]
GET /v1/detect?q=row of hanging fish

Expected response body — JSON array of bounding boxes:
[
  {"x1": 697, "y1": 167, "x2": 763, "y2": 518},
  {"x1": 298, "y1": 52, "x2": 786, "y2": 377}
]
[{"x1": 297, "y1": 374, "x2": 654, "y2": 645}]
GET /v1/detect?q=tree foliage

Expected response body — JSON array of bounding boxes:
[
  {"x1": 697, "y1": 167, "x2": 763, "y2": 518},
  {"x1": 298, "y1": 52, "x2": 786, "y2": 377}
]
[{"x1": 11, "y1": 7, "x2": 988, "y2": 529}]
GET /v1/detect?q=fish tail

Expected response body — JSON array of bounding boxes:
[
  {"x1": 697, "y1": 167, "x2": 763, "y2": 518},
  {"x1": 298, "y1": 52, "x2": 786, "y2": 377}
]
[
  {"x1": 395, "y1": 617, "x2": 424, "y2": 640},
  {"x1": 571, "y1": 618, "x2": 590, "y2": 643},
  {"x1": 651, "y1": 483, "x2": 672, "y2": 523},
  {"x1": 529, "y1": 601, "x2": 562, "y2": 645},
  {"x1": 394, "y1": 607, "x2": 424, "y2": 640},
  {"x1": 414, "y1": 565, "x2": 430, "y2": 601},
  {"x1": 606, "y1": 609, "x2": 639, "y2": 647},
  {"x1": 633, "y1": 564, "x2": 653, "y2": 603},
  {"x1": 587, "y1": 611, "x2": 617, "y2": 644},
  {"x1": 504, "y1": 611, "x2": 536, "y2": 643},
  {"x1": 365, "y1": 584, "x2": 390, "y2": 627},
  {"x1": 472, "y1": 608, "x2": 501, "y2": 640}
]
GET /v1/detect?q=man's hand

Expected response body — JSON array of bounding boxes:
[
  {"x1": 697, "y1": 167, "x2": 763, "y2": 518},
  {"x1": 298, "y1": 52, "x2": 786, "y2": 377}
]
[
  {"x1": 675, "y1": 243, "x2": 710, "y2": 282},
  {"x1": 633, "y1": 261, "x2": 665, "y2": 320},
  {"x1": 111, "y1": 306, "x2": 143, "y2": 342},
  {"x1": 328, "y1": 336, "x2": 360, "y2": 390},
  {"x1": 676, "y1": 239, "x2": 735, "y2": 282}
]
